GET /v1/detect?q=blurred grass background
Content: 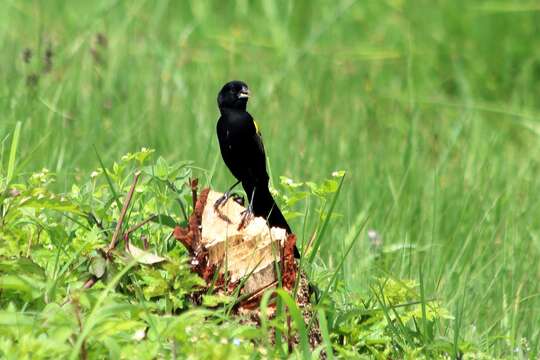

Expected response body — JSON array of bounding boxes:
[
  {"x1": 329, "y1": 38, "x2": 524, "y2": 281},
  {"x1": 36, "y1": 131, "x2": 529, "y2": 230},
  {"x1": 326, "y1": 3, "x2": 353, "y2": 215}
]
[{"x1": 1, "y1": 0, "x2": 539, "y2": 354}]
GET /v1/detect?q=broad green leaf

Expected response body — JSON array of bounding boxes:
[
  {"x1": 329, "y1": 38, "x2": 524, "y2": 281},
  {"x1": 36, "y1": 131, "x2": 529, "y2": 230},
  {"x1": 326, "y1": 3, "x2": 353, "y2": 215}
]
[
  {"x1": 126, "y1": 244, "x2": 166, "y2": 265},
  {"x1": 89, "y1": 253, "x2": 108, "y2": 278},
  {"x1": 202, "y1": 294, "x2": 234, "y2": 307}
]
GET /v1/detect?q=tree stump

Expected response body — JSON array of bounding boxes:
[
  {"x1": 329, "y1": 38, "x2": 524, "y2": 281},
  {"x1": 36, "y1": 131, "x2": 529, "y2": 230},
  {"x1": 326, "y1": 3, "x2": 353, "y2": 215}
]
[{"x1": 173, "y1": 187, "x2": 322, "y2": 350}]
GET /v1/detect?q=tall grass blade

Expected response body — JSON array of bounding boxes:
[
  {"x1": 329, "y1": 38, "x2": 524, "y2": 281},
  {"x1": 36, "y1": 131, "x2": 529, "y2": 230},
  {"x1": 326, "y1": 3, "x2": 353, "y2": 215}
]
[
  {"x1": 7, "y1": 121, "x2": 22, "y2": 184},
  {"x1": 315, "y1": 212, "x2": 369, "y2": 307},
  {"x1": 260, "y1": 289, "x2": 310, "y2": 359},
  {"x1": 93, "y1": 145, "x2": 122, "y2": 210},
  {"x1": 317, "y1": 308, "x2": 334, "y2": 360},
  {"x1": 307, "y1": 173, "x2": 346, "y2": 263}
]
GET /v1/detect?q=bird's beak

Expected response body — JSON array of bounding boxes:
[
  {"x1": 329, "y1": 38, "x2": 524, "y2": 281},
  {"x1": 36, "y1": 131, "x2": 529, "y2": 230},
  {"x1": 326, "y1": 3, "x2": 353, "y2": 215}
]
[{"x1": 238, "y1": 87, "x2": 250, "y2": 99}]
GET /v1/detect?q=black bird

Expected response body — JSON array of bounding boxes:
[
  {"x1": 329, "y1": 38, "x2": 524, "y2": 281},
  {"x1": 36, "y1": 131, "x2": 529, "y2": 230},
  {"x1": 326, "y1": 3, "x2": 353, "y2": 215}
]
[{"x1": 215, "y1": 80, "x2": 298, "y2": 256}]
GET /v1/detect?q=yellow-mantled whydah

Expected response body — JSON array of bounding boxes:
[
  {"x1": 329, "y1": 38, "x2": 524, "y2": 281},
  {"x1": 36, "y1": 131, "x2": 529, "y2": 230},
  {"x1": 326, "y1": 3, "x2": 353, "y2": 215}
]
[{"x1": 214, "y1": 80, "x2": 299, "y2": 257}]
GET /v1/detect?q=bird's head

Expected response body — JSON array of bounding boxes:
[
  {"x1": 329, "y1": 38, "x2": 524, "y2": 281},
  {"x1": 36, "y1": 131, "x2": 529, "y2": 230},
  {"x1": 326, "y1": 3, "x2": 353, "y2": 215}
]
[{"x1": 217, "y1": 80, "x2": 250, "y2": 112}]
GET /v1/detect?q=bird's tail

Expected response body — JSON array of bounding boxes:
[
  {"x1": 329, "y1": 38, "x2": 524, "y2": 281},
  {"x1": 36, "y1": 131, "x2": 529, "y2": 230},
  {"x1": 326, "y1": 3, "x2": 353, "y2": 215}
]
[
  {"x1": 242, "y1": 181, "x2": 291, "y2": 234},
  {"x1": 243, "y1": 181, "x2": 299, "y2": 257}
]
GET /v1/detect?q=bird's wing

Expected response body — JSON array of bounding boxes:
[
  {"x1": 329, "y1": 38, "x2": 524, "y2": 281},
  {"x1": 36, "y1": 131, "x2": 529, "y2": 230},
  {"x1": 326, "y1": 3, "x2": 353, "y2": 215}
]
[
  {"x1": 246, "y1": 118, "x2": 270, "y2": 184},
  {"x1": 252, "y1": 120, "x2": 266, "y2": 157}
]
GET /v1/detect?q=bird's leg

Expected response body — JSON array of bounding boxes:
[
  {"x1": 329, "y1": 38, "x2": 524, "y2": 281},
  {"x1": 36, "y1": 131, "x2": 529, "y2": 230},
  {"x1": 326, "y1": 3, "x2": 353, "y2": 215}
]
[
  {"x1": 214, "y1": 180, "x2": 241, "y2": 209},
  {"x1": 239, "y1": 187, "x2": 256, "y2": 229}
]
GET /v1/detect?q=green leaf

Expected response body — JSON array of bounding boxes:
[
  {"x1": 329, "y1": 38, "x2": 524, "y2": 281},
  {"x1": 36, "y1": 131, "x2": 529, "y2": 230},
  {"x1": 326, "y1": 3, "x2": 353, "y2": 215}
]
[
  {"x1": 89, "y1": 253, "x2": 108, "y2": 279},
  {"x1": 142, "y1": 277, "x2": 169, "y2": 299},
  {"x1": 0, "y1": 310, "x2": 34, "y2": 327},
  {"x1": 0, "y1": 275, "x2": 45, "y2": 300},
  {"x1": 154, "y1": 157, "x2": 169, "y2": 180},
  {"x1": 150, "y1": 214, "x2": 177, "y2": 228},
  {"x1": 103, "y1": 338, "x2": 122, "y2": 359},
  {"x1": 202, "y1": 294, "x2": 234, "y2": 307},
  {"x1": 0, "y1": 257, "x2": 46, "y2": 277},
  {"x1": 69, "y1": 261, "x2": 137, "y2": 360},
  {"x1": 126, "y1": 244, "x2": 166, "y2": 265},
  {"x1": 19, "y1": 196, "x2": 84, "y2": 215},
  {"x1": 121, "y1": 147, "x2": 155, "y2": 165}
]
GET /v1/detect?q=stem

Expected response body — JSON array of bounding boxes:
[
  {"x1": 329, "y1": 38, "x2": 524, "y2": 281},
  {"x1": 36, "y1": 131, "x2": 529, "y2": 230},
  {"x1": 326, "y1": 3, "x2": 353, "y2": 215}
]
[{"x1": 107, "y1": 171, "x2": 141, "y2": 254}]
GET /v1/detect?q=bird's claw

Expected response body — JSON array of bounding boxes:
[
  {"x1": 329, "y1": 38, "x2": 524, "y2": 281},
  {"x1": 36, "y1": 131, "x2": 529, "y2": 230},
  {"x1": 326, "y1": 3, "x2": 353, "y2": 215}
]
[
  {"x1": 238, "y1": 207, "x2": 254, "y2": 230},
  {"x1": 214, "y1": 192, "x2": 231, "y2": 210}
]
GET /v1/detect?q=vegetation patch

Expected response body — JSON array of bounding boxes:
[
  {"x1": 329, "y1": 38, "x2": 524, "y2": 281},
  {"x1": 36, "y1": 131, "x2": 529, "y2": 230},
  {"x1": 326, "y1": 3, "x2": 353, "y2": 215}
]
[{"x1": 1, "y1": 145, "x2": 494, "y2": 358}]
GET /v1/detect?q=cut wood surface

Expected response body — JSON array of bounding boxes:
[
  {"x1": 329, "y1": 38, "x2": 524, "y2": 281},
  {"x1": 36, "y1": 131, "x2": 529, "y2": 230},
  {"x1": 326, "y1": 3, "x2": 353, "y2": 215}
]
[{"x1": 202, "y1": 190, "x2": 286, "y2": 293}]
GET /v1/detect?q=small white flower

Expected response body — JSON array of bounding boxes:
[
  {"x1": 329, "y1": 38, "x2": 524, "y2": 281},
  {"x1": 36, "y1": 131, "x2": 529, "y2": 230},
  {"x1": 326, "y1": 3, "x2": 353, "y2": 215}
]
[
  {"x1": 368, "y1": 229, "x2": 382, "y2": 247},
  {"x1": 132, "y1": 328, "x2": 146, "y2": 341}
]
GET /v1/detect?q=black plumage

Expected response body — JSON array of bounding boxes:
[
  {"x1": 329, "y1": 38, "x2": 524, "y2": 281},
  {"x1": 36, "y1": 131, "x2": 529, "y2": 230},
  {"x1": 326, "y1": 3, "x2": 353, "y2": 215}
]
[{"x1": 215, "y1": 81, "x2": 297, "y2": 255}]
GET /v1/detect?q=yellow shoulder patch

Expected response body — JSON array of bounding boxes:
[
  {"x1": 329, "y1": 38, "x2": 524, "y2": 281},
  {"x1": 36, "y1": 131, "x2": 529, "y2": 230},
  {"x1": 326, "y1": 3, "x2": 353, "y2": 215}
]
[{"x1": 253, "y1": 120, "x2": 260, "y2": 133}]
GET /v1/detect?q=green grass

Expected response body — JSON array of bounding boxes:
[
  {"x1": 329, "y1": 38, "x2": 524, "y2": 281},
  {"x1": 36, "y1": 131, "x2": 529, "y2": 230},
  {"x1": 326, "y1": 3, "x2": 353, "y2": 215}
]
[{"x1": 1, "y1": 0, "x2": 540, "y2": 358}]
